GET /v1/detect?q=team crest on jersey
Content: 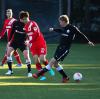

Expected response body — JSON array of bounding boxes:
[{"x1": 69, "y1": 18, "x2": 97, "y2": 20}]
[
  {"x1": 33, "y1": 27, "x2": 38, "y2": 31},
  {"x1": 66, "y1": 29, "x2": 70, "y2": 33}
]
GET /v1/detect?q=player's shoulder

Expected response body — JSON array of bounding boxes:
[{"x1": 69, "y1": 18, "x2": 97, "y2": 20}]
[
  {"x1": 69, "y1": 24, "x2": 79, "y2": 30},
  {"x1": 31, "y1": 21, "x2": 38, "y2": 25},
  {"x1": 12, "y1": 20, "x2": 20, "y2": 26}
]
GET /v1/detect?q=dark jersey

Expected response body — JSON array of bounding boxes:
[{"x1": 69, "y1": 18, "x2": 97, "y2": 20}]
[
  {"x1": 10, "y1": 20, "x2": 27, "y2": 43},
  {"x1": 53, "y1": 24, "x2": 81, "y2": 48}
]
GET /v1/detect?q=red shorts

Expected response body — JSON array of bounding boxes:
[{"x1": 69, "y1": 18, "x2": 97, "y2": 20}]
[{"x1": 30, "y1": 44, "x2": 47, "y2": 56}]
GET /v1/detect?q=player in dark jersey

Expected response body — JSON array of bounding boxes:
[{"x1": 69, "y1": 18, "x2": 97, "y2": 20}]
[
  {"x1": 5, "y1": 11, "x2": 32, "y2": 77},
  {"x1": 33, "y1": 15, "x2": 94, "y2": 83}
]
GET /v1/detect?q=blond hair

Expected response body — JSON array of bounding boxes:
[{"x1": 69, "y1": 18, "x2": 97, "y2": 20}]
[
  {"x1": 6, "y1": 9, "x2": 12, "y2": 12},
  {"x1": 59, "y1": 15, "x2": 69, "y2": 24}
]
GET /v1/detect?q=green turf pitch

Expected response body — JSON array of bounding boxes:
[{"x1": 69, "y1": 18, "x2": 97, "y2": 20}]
[
  {"x1": 0, "y1": 43, "x2": 100, "y2": 99},
  {"x1": 0, "y1": 64, "x2": 100, "y2": 99}
]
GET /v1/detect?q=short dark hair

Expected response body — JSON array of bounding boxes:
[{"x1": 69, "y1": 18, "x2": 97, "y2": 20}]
[
  {"x1": 59, "y1": 15, "x2": 69, "y2": 24},
  {"x1": 19, "y1": 11, "x2": 29, "y2": 19}
]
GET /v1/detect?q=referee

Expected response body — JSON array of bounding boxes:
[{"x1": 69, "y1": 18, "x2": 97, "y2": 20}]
[{"x1": 33, "y1": 15, "x2": 94, "y2": 83}]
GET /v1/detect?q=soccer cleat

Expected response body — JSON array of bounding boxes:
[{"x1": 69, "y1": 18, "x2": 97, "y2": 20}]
[
  {"x1": 27, "y1": 72, "x2": 32, "y2": 77},
  {"x1": 40, "y1": 76, "x2": 46, "y2": 81},
  {"x1": 5, "y1": 70, "x2": 13, "y2": 75},
  {"x1": 49, "y1": 69, "x2": 55, "y2": 76},
  {"x1": 62, "y1": 77, "x2": 69, "y2": 83},
  {"x1": 16, "y1": 64, "x2": 22, "y2": 67},
  {"x1": 32, "y1": 74, "x2": 38, "y2": 79}
]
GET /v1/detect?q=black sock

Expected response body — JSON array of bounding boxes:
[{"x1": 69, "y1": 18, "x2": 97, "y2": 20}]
[
  {"x1": 27, "y1": 64, "x2": 31, "y2": 73},
  {"x1": 7, "y1": 62, "x2": 12, "y2": 71},
  {"x1": 37, "y1": 68, "x2": 48, "y2": 77},
  {"x1": 58, "y1": 69, "x2": 68, "y2": 78}
]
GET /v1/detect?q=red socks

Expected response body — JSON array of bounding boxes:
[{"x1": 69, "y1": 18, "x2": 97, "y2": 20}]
[
  {"x1": 1, "y1": 54, "x2": 7, "y2": 65},
  {"x1": 13, "y1": 51, "x2": 22, "y2": 64},
  {"x1": 36, "y1": 63, "x2": 42, "y2": 71},
  {"x1": 43, "y1": 60, "x2": 48, "y2": 66}
]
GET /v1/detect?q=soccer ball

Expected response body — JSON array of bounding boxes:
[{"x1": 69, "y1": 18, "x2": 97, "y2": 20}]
[{"x1": 73, "y1": 72, "x2": 83, "y2": 82}]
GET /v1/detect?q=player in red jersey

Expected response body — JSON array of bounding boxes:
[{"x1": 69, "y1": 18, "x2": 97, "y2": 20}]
[
  {"x1": 0, "y1": 9, "x2": 22, "y2": 67},
  {"x1": 20, "y1": 11, "x2": 55, "y2": 80}
]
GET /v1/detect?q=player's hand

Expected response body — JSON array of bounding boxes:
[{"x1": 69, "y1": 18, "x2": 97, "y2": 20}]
[
  {"x1": 49, "y1": 28, "x2": 54, "y2": 32},
  {"x1": 25, "y1": 40, "x2": 30, "y2": 47},
  {"x1": 8, "y1": 42, "x2": 11, "y2": 45},
  {"x1": 0, "y1": 36, "x2": 1, "y2": 39},
  {"x1": 88, "y1": 41, "x2": 95, "y2": 46}
]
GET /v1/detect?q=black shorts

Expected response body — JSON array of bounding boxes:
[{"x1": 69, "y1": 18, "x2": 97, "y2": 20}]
[
  {"x1": 54, "y1": 45, "x2": 69, "y2": 62},
  {"x1": 10, "y1": 41, "x2": 28, "y2": 52}
]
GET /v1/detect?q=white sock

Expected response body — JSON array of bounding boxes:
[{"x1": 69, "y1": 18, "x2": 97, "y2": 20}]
[
  {"x1": 46, "y1": 64, "x2": 51, "y2": 70},
  {"x1": 56, "y1": 65, "x2": 63, "y2": 71}
]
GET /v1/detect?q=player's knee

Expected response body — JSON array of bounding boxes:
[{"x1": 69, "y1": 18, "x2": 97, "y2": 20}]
[
  {"x1": 7, "y1": 56, "x2": 12, "y2": 62},
  {"x1": 33, "y1": 55, "x2": 39, "y2": 63},
  {"x1": 13, "y1": 51, "x2": 19, "y2": 56},
  {"x1": 23, "y1": 50, "x2": 29, "y2": 59},
  {"x1": 39, "y1": 55, "x2": 46, "y2": 63},
  {"x1": 51, "y1": 58, "x2": 56, "y2": 63},
  {"x1": 26, "y1": 59, "x2": 31, "y2": 65}
]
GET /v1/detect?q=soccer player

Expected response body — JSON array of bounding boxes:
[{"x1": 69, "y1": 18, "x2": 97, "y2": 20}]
[
  {"x1": 32, "y1": 15, "x2": 94, "y2": 83},
  {"x1": 19, "y1": 11, "x2": 55, "y2": 80},
  {"x1": 0, "y1": 9, "x2": 22, "y2": 67},
  {"x1": 5, "y1": 11, "x2": 32, "y2": 77}
]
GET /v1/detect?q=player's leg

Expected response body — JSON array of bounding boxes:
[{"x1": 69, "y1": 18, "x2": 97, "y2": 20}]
[
  {"x1": 32, "y1": 55, "x2": 46, "y2": 80},
  {"x1": 39, "y1": 55, "x2": 55, "y2": 76},
  {"x1": 0, "y1": 43, "x2": 10, "y2": 66},
  {"x1": 13, "y1": 50, "x2": 22, "y2": 67},
  {"x1": 54, "y1": 61, "x2": 69, "y2": 83},
  {"x1": 53, "y1": 46, "x2": 69, "y2": 82},
  {"x1": 23, "y1": 49, "x2": 32, "y2": 77},
  {"x1": 33, "y1": 55, "x2": 42, "y2": 70},
  {"x1": 33, "y1": 45, "x2": 69, "y2": 82},
  {"x1": 32, "y1": 57, "x2": 54, "y2": 78},
  {"x1": 5, "y1": 46, "x2": 14, "y2": 75},
  {"x1": 0, "y1": 51, "x2": 7, "y2": 66}
]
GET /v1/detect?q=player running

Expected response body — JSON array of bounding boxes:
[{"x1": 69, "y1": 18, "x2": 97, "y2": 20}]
[
  {"x1": 5, "y1": 11, "x2": 32, "y2": 77},
  {"x1": 19, "y1": 11, "x2": 55, "y2": 80},
  {"x1": 33, "y1": 15, "x2": 94, "y2": 83},
  {"x1": 0, "y1": 9, "x2": 22, "y2": 67}
]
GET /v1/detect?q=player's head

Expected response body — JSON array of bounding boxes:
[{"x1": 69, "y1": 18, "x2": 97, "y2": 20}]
[
  {"x1": 19, "y1": 11, "x2": 30, "y2": 23},
  {"x1": 6, "y1": 9, "x2": 13, "y2": 18},
  {"x1": 59, "y1": 15, "x2": 69, "y2": 27}
]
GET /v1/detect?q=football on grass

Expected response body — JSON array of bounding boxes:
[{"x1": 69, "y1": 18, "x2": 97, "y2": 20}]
[{"x1": 73, "y1": 72, "x2": 83, "y2": 82}]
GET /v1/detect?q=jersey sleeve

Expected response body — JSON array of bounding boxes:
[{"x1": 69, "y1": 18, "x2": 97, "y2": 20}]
[
  {"x1": 0, "y1": 20, "x2": 7, "y2": 38},
  {"x1": 9, "y1": 21, "x2": 16, "y2": 41},
  {"x1": 29, "y1": 22, "x2": 40, "y2": 43},
  {"x1": 73, "y1": 26, "x2": 89, "y2": 42},
  {"x1": 53, "y1": 28, "x2": 63, "y2": 33},
  {"x1": 73, "y1": 26, "x2": 82, "y2": 34}
]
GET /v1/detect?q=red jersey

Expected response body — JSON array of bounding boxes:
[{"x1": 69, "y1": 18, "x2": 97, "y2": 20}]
[
  {"x1": 24, "y1": 21, "x2": 46, "y2": 48},
  {"x1": 0, "y1": 18, "x2": 16, "y2": 41}
]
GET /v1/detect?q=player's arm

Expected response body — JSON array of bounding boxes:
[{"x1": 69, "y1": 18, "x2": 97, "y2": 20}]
[
  {"x1": 49, "y1": 28, "x2": 63, "y2": 33},
  {"x1": 75, "y1": 27, "x2": 94, "y2": 46},
  {"x1": 8, "y1": 21, "x2": 16, "y2": 42},
  {"x1": 25, "y1": 35, "x2": 30, "y2": 47},
  {"x1": 29, "y1": 22, "x2": 40, "y2": 43},
  {"x1": 0, "y1": 20, "x2": 7, "y2": 39}
]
